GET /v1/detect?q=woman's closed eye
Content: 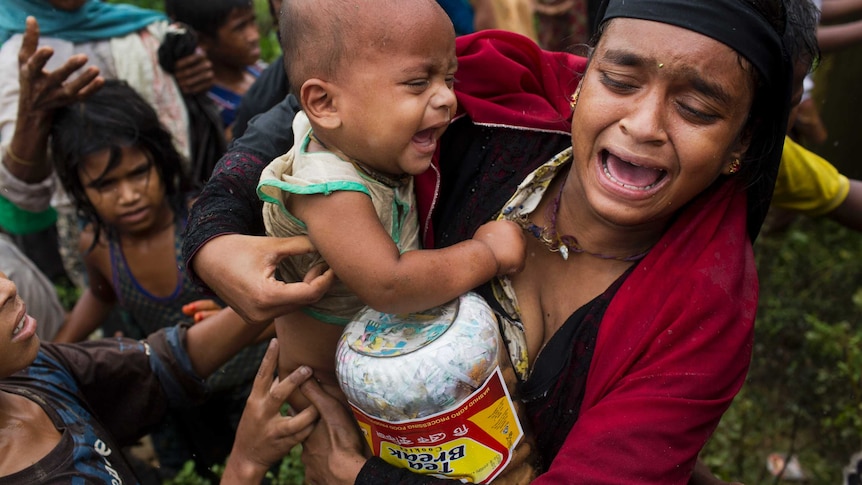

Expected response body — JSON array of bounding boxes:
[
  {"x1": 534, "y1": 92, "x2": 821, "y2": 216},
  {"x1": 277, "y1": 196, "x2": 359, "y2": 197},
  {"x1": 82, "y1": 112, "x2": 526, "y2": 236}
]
[
  {"x1": 599, "y1": 71, "x2": 639, "y2": 93},
  {"x1": 674, "y1": 98, "x2": 721, "y2": 124}
]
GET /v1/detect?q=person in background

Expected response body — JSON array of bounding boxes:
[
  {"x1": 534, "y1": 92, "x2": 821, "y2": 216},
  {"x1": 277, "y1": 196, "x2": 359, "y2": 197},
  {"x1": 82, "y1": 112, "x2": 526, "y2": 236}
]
[
  {"x1": 46, "y1": 79, "x2": 273, "y2": 479},
  {"x1": 232, "y1": 0, "x2": 285, "y2": 141},
  {"x1": 0, "y1": 0, "x2": 212, "y2": 289},
  {"x1": 0, "y1": 233, "x2": 65, "y2": 341},
  {"x1": 770, "y1": 0, "x2": 862, "y2": 232},
  {"x1": 165, "y1": 0, "x2": 264, "y2": 143},
  {"x1": 818, "y1": 0, "x2": 862, "y2": 50},
  {"x1": 788, "y1": 0, "x2": 862, "y2": 144},
  {"x1": 436, "y1": 0, "x2": 480, "y2": 35},
  {"x1": 0, "y1": 268, "x2": 324, "y2": 483},
  {"x1": 533, "y1": 0, "x2": 600, "y2": 52}
]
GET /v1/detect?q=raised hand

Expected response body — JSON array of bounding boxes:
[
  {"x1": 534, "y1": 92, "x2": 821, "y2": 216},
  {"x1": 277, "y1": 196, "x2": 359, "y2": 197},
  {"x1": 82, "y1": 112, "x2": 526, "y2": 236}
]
[
  {"x1": 17, "y1": 16, "x2": 103, "y2": 115},
  {"x1": 5, "y1": 16, "x2": 103, "y2": 182}
]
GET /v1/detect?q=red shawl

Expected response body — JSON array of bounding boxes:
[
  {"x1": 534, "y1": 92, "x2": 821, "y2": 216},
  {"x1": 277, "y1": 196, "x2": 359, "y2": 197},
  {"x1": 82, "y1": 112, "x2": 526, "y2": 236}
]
[
  {"x1": 424, "y1": 30, "x2": 757, "y2": 483},
  {"x1": 416, "y1": 30, "x2": 584, "y2": 248},
  {"x1": 539, "y1": 182, "x2": 756, "y2": 484}
]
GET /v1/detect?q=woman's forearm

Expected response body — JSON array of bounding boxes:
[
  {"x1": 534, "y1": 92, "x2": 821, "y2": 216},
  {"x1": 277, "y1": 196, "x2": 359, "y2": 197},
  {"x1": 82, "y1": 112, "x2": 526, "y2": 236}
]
[{"x1": 4, "y1": 109, "x2": 53, "y2": 182}]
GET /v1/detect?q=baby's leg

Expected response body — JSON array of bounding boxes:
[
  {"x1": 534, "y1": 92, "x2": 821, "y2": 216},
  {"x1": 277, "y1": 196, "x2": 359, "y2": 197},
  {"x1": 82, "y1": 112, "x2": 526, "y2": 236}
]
[{"x1": 274, "y1": 311, "x2": 348, "y2": 412}]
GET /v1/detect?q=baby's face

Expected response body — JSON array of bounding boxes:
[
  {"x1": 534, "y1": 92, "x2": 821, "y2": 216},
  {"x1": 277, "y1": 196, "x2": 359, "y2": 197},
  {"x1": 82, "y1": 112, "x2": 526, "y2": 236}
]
[{"x1": 327, "y1": 12, "x2": 458, "y2": 177}]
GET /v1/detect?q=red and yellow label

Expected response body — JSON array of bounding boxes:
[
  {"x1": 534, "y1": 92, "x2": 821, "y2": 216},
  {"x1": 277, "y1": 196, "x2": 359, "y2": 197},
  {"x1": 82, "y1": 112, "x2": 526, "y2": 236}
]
[{"x1": 351, "y1": 367, "x2": 522, "y2": 483}]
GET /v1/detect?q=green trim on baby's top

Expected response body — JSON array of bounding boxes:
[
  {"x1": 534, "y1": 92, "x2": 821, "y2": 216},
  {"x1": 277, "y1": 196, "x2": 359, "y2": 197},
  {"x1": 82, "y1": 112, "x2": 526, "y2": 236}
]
[
  {"x1": 257, "y1": 110, "x2": 421, "y2": 325},
  {"x1": 257, "y1": 129, "x2": 370, "y2": 229}
]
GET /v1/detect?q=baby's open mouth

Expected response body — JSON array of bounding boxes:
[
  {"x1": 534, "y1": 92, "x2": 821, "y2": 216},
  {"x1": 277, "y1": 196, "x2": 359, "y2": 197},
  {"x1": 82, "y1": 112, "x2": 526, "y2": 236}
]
[{"x1": 413, "y1": 128, "x2": 436, "y2": 146}]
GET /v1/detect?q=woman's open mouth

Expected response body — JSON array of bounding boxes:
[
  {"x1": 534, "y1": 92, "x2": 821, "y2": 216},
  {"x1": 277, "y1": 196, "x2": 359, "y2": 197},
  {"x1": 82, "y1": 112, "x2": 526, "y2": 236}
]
[{"x1": 602, "y1": 150, "x2": 667, "y2": 191}]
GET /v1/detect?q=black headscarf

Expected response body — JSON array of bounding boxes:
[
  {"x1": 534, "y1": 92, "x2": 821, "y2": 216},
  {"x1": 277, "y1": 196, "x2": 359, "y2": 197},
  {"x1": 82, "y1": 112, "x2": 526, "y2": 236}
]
[{"x1": 594, "y1": 0, "x2": 793, "y2": 240}]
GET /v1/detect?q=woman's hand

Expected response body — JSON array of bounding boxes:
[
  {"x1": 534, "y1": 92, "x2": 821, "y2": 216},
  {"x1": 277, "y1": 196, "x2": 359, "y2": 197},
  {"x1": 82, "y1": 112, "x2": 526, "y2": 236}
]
[
  {"x1": 299, "y1": 377, "x2": 368, "y2": 485},
  {"x1": 191, "y1": 234, "x2": 335, "y2": 325},
  {"x1": 7, "y1": 16, "x2": 103, "y2": 182},
  {"x1": 221, "y1": 340, "x2": 320, "y2": 484}
]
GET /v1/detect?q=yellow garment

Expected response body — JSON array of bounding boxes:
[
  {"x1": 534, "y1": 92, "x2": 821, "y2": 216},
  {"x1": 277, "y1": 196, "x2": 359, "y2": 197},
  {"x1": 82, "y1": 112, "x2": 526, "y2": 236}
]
[{"x1": 773, "y1": 136, "x2": 850, "y2": 216}]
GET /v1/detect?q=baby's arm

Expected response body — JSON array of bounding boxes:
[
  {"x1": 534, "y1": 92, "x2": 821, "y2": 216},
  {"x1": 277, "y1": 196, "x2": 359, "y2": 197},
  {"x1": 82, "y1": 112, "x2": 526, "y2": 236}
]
[{"x1": 294, "y1": 191, "x2": 525, "y2": 314}]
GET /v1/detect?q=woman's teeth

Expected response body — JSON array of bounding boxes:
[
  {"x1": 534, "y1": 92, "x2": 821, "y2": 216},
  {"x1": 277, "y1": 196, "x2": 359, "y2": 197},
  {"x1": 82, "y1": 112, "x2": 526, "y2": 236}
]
[{"x1": 602, "y1": 153, "x2": 666, "y2": 190}]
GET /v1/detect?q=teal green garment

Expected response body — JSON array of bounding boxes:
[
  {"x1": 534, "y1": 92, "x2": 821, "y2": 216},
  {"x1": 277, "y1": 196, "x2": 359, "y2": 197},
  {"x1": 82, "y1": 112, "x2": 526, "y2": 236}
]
[
  {"x1": 0, "y1": 0, "x2": 165, "y2": 45},
  {"x1": 0, "y1": 193, "x2": 57, "y2": 235}
]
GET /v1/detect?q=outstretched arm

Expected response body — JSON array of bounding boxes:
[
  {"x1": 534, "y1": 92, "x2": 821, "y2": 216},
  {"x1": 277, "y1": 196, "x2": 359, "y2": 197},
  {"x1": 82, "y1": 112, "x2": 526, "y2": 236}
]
[
  {"x1": 300, "y1": 377, "x2": 446, "y2": 484},
  {"x1": 3, "y1": 17, "x2": 102, "y2": 184},
  {"x1": 171, "y1": 47, "x2": 213, "y2": 96},
  {"x1": 295, "y1": 190, "x2": 525, "y2": 314}
]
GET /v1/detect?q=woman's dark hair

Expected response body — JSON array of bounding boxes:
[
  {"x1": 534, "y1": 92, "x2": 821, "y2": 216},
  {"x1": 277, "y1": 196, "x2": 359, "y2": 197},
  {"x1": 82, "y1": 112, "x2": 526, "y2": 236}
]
[
  {"x1": 51, "y1": 79, "x2": 187, "y2": 247},
  {"x1": 783, "y1": 0, "x2": 821, "y2": 70},
  {"x1": 165, "y1": 0, "x2": 253, "y2": 39}
]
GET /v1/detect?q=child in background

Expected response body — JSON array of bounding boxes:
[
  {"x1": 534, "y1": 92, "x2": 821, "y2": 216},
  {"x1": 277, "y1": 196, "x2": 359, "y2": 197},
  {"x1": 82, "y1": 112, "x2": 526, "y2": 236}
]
[
  {"x1": 165, "y1": 0, "x2": 264, "y2": 142},
  {"x1": 49, "y1": 80, "x2": 269, "y2": 479},
  {"x1": 257, "y1": 0, "x2": 525, "y2": 411},
  {"x1": 771, "y1": 0, "x2": 862, "y2": 232}
]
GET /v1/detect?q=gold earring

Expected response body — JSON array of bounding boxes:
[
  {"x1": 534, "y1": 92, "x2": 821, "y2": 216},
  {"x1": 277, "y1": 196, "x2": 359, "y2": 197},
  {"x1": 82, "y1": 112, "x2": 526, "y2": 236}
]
[
  {"x1": 728, "y1": 158, "x2": 741, "y2": 174},
  {"x1": 570, "y1": 85, "x2": 582, "y2": 110}
]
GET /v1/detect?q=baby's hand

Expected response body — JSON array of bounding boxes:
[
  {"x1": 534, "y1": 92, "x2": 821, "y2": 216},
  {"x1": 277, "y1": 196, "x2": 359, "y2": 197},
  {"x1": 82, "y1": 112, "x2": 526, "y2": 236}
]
[{"x1": 473, "y1": 220, "x2": 526, "y2": 276}]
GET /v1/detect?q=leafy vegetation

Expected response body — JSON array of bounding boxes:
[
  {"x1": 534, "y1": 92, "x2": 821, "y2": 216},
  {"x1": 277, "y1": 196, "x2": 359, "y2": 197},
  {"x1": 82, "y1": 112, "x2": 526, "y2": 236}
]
[
  {"x1": 161, "y1": 446, "x2": 304, "y2": 485},
  {"x1": 702, "y1": 216, "x2": 862, "y2": 484}
]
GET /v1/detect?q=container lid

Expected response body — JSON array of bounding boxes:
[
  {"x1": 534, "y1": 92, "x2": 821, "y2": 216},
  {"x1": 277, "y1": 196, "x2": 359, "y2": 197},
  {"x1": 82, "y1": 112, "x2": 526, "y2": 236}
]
[{"x1": 344, "y1": 298, "x2": 459, "y2": 357}]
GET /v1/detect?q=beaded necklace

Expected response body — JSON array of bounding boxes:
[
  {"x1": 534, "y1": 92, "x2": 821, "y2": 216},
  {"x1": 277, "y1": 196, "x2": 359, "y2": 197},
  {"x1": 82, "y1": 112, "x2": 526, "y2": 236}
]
[{"x1": 514, "y1": 177, "x2": 651, "y2": 262}]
